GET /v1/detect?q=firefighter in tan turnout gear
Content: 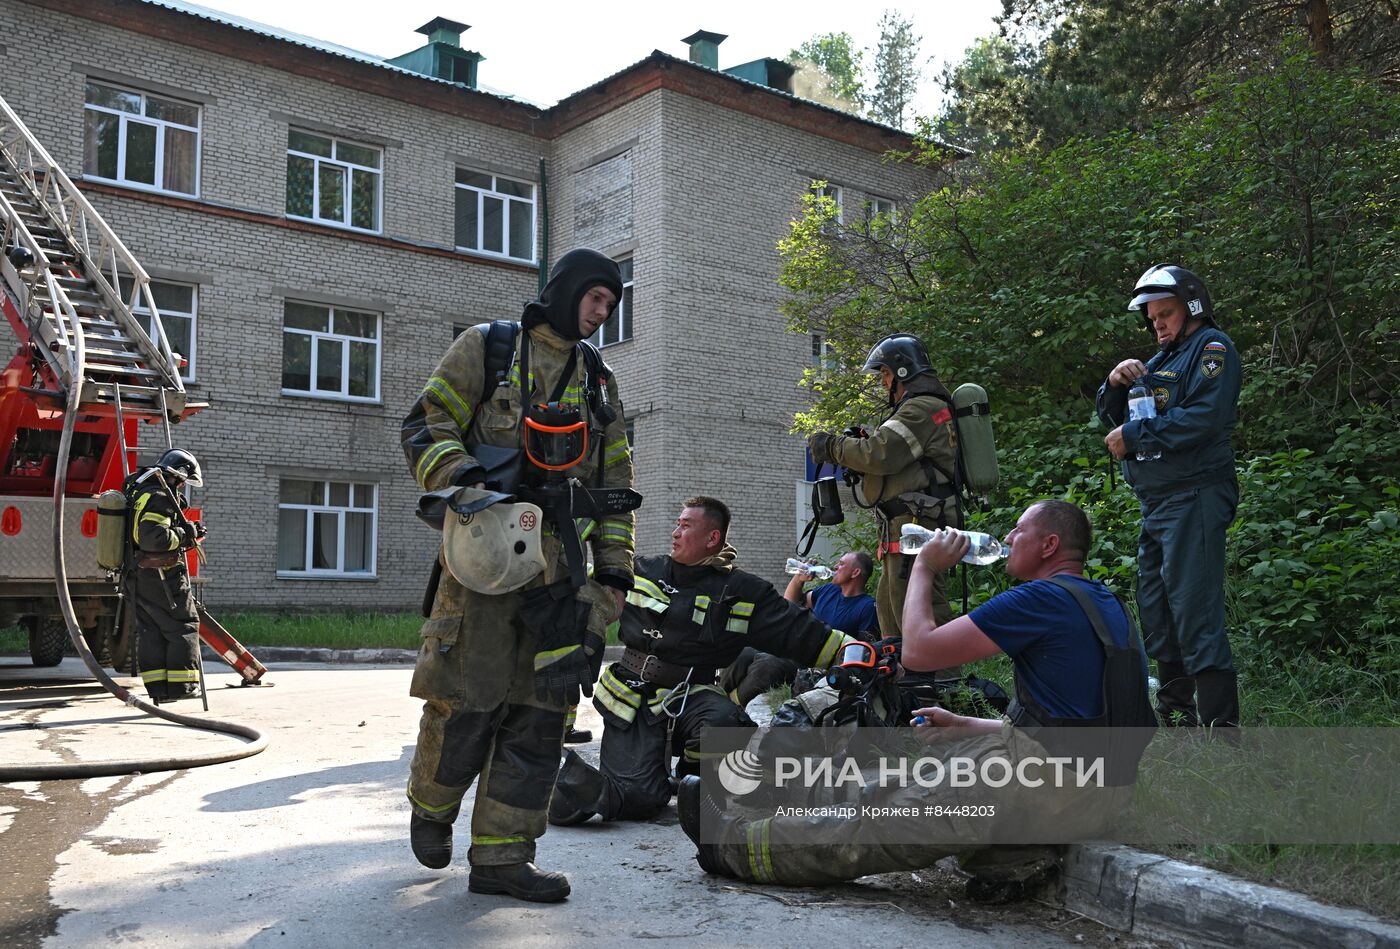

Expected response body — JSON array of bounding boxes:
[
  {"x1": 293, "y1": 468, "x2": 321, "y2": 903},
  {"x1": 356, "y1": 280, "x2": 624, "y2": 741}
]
[
  {"x1": 127, "y1": 448, "x2": 205, "y2": 703},
  {"x1": 807, "y1": 334, "x2": 962, "y2": 643},
  {"x1": 400, "y1": 249, "x2": 637, "y2": 903}
]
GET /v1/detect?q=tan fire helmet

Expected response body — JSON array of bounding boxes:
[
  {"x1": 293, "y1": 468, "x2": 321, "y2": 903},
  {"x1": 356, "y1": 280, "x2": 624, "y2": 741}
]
[{"x1": 440, "y1": 488, "x2": 547, "y2": 594}]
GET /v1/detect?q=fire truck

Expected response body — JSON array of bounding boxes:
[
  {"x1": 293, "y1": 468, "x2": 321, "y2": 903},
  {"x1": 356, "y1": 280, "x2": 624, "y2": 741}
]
[{"x1": 0, "y1": 92, "x2": 257, "y2": 681}]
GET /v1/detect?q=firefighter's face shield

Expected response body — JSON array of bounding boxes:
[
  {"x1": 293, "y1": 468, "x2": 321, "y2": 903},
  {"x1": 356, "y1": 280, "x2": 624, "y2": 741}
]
[{"x1": 524, "y1": 401, "x2": 589, "y2": 472}]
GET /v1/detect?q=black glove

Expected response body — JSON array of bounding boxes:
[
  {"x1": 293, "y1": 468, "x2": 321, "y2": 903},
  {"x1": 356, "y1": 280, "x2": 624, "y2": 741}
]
[
  {"x1": 808, "y1": 432, "x2": 836, "y2": 464},
  {"x1": 192, "y1": 522, "x2": 208, "y2": 539},
  {"x1": 520, "y1": 580, "x2": 593, "y2": 708}
]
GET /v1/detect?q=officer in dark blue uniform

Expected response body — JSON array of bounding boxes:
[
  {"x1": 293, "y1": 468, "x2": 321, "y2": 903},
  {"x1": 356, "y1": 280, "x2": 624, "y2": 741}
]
[{"x1": 1096, "y1": 265, "x2": 1241, "y2": 728}]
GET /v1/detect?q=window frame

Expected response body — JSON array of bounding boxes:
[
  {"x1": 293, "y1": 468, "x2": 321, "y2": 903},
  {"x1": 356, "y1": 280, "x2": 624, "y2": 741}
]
[
  {"x1": 280, "y1": 300, "x2": 383, "y2": 403},
  {"x1": 590, "y1": 257, "x2": 633, "y2": 348},
  {"x1": 285, "y1": 129, "x2": 383, "y2": 234},
  {"x1": 276, "y1": 479, "x2": 379, "y2": 579},
  {"x1": 453, "y1": 169, "x2": 538, "y2": 264},
  {"x1": 810, "y1": 181, "x2": 844, "y2": 224},
  {"x1": 121, "y1": 276, "x2": 197, "y2": 382},
  {"x1": 82, "y1": 80, "x2": 201, "y2": 197},
  {"x1": 866, "y1": 196, "x2": 897, "y2": 222}
]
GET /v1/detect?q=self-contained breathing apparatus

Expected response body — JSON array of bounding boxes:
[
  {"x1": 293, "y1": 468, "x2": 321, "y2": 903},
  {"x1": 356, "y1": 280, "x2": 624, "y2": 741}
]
[{"x1": 415, "y1": 320, "x2": 641, "y2": 600}]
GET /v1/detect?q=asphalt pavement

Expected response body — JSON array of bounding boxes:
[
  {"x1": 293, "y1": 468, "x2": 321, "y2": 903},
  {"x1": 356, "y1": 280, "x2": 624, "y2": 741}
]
[{"x1": 2, "y1": 656, "x2": 1157, "y2": 949}]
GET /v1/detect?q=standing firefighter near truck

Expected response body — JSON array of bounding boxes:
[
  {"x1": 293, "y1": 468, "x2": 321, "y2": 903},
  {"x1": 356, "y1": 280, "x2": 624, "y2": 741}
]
[
  {"x1": 1096, "y1": 264, "x2": 1241, "y2": 729},
  {"x1": 807, "y1": 334, "x2": 961, "y2": 669},
  {"x1": 400, "y1": 248, "x2": 637, "y2": 903},
  {"x1": 126, "y1": 448, "x2": 205, "y2": 703}
]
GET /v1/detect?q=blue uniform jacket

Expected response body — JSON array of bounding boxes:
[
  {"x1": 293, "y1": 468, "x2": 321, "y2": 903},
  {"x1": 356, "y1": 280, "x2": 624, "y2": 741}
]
[{"x1": 1095, "y1": 326, "x2": 1240, "y2": 501}]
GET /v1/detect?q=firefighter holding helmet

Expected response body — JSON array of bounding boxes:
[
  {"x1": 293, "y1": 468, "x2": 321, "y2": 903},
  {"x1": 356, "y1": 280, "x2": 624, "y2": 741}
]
[
  {"x1": 807, "y1": 334, "x2": 961, "y2": 663},
  {"x1": 126, "y1": 448, "x2": 205, "y2": 703},
  {"x1": 400, "y1": 249, "x2": 637, "y2": 903}
]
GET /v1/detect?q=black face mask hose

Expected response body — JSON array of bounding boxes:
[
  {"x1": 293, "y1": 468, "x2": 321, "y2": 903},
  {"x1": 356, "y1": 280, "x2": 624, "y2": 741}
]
[{"x1": 0, "y1": 310, "x2": 267, "y2": 782}]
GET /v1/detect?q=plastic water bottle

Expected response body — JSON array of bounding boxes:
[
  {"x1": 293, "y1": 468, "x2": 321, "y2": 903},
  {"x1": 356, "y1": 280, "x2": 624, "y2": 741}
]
[
  {"x1": 785, "y1": 558, "x2": 834, "y2": 580},
  {"x1": 1127, "y1": 379, "x2": 1162, "y2": 462},
  {"x1": 898, "y1": 525, "x2": 1005, "y2": 564}
]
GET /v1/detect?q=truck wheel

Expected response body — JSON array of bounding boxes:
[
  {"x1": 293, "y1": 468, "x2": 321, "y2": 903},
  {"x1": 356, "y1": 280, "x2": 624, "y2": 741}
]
[{"x1": 29, "y1": 617, "x2": 69, "y2": 667}]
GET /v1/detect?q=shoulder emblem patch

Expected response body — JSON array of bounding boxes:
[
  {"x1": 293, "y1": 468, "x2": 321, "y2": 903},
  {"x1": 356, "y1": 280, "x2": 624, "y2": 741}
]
[
  {"x1": 1153, "y1": 386, "x2": 1170, "y2": 412},
  {"x1": 931, "y1": 407, "x2": 952, "y2": 426},
  {"x1": 1200, "y1": 351, "x2": 1225, "y2": 378}
]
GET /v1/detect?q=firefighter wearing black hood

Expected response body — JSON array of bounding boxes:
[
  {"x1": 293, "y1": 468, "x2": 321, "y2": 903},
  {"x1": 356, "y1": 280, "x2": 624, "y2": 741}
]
[
  {"x1": 399, "y1": 249, "x2": 636, "y2": 902},
  {"x1": 1096, "y1": 265, "x2": 1241, "y2": 729},
  {"x1": 807, "y1": 334, "x2": 962, "y2": 657}
]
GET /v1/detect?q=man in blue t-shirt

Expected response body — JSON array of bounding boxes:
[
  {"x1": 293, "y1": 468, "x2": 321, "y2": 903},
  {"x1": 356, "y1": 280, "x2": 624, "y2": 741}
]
[
  {"x1": 784, "y1": 550, "x2": 879, "y2": 636},
  {"x1": 681, "y1": 499, "x2": 1149, "y2": 895}
]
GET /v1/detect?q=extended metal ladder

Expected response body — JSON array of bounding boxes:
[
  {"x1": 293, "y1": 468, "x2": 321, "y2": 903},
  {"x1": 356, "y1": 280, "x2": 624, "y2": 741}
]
[{"x1": 0, "y1": 92, "x2": 199, "y2": 427}]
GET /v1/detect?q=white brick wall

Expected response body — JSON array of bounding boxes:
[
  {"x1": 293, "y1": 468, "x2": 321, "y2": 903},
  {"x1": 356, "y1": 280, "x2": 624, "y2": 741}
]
[{"x1": 1, "y1": 0, "x2": 936, "y2": 607}]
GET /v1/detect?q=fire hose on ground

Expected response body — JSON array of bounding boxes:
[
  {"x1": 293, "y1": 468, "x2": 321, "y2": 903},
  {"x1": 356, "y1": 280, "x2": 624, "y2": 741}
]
[{"x1": 0, "y1": 320, "x2": 267, "y2": 782}]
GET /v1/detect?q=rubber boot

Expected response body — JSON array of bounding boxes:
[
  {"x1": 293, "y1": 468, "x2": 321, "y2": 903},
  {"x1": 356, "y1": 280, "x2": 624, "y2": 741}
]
[
  {"x1": 547, "y1": 749, "x2": 605, "y2": 826},
  {"x1": 563, "y1": 728, "x2": 593, "y2": 744},
  {"x1": 1195, "y1": 667, "x2": 1240, "y2": 729},
  {"x1": 1154, "y1": 660, "x2": 1199, "y2": 727},
  {"x1": 410, "y1": 813, "x2": 452, "y2": 869},
  {"x1": 468, "y1": 862, "x2": 570, "y2": 902},
  {"x1": 676, "y1": 774, "x2": 732, "y2": 877}
]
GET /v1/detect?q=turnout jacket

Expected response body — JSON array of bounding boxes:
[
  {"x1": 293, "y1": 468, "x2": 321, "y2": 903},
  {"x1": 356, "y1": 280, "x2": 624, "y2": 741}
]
[
  {"x1": 401, "y1": 321, "x2": 635, "y2": 589},
  {"x1": 129, "y1": 474, "x2": 192, "y2": 560},
  {"x1": 821, "y1": 376, "x2": 961, "y2": 526},
  {"x1": 618, "y1": 548, "x2": 857, "y2": 671},
  {"x1": 1095, "y1": 326, "x2": 1240, "y2": 502}
]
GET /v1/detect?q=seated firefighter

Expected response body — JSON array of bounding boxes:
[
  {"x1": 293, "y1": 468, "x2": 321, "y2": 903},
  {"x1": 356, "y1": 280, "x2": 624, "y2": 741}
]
[
  {"x1": 126, "y1": 448, "x2": 206, "y2": 703},
  {"x1": 548, "y1": 496, "x2": 861, "y2": 826},
  {"x1": 677, "y1": 500, "x2": 1155, "y2": 897}
]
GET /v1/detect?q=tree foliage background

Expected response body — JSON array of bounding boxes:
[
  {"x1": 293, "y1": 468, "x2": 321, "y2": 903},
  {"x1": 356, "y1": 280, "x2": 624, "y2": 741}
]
[{"x1": 782, "y1": 4, "x2": 1400, "y2": 702}]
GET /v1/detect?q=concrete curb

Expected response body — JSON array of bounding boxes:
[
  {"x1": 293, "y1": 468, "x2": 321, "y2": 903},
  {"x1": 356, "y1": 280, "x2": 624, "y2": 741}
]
[{"x1": 1059, "y1": 843, "x2": 1400, "y2": 948}]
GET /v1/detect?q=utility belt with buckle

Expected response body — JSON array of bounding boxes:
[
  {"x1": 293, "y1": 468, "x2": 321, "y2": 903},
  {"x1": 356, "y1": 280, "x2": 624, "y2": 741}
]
[
  {"x1": 876, "y1": 484, "x2": 956, "y2": 521},
  {"x1": 617, "y1": 647, "x2": 717, "y2": 689}
]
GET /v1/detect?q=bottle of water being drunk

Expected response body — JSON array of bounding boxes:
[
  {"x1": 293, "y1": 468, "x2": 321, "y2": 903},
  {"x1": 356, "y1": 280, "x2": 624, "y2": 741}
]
[
  {"x1": 1127, "y1": 378, "x2": 1162, "y2": 462},
  {"x1": 898, "y1": 524, "x2": 1005, "y2": 565},
  {"x1": 784, "y1": 558, "x2": 834, "y2": 580}
]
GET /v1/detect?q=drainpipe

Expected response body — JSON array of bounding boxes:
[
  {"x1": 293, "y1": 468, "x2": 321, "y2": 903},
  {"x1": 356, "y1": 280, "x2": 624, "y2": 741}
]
[{"x1": 537, "y1": 156, "x2": 549, "y2": 294}]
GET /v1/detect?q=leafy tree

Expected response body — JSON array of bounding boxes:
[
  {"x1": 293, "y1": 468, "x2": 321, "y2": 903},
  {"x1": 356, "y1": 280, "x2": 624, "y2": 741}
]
[
  {"x1": 789, "y1": 32, "x2": 865, "y2": 113},
  {"x1": 937, "y1": 0, "x2": 1400, "y2": 150},
  {"x1": 780, "y1": 51, "x2": 1400, "y2": 658},
  {"x1": 869, "y1": 10, "x2": 922, "y2": 129}
]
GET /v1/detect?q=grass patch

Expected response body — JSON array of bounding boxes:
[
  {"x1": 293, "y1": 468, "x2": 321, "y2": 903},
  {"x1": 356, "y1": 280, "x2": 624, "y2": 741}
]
[
  {"x1": 0, "y1": 624, "x2": 25, "y2": 653},
  {"x1": 216, "y1": 612, "x2": 422, "y2": 650}
]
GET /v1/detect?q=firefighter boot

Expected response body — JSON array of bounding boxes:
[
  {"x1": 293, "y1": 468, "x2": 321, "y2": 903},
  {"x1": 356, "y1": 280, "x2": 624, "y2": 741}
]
[
  {"x1": 1154, "y1": 660, "x2": 1199, "y2": 727},
  {"x1": 468, "y1": 862, "x2": 571, "y2": 902},
  {"x1": 1195, "y1": 667, "x2": 1240, "y2": 729},
  {"x1": 410, "y1": 814, "x2": 452, "y2": 869},
  {"x1": 548, "y1": 749, "x2": 604, "y2": 826},
  {"x1": 564, "y1": 728, "x2": 593, "y2": 743},
  {"x1": 677, "y1": 775, "x2": 732, "y2": 877}
]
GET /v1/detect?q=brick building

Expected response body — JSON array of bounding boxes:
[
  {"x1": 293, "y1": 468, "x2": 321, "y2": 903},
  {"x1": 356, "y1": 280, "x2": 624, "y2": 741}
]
[{"x1": 1, "y1": 0, "x2": 936, "y2": 609}]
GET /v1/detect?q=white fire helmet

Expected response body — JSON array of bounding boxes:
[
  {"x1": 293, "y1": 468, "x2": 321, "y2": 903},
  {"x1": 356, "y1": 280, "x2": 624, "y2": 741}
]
[{"x1": 442, "y1": 497, "x2": 547, "y2": 594}]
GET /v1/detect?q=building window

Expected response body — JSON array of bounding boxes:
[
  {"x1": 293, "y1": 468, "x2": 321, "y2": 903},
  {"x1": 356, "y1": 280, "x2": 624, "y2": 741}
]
[
  {"x1": 276, "y1": 479, "x2": 377, "y2": 577},
  {"x1": 810, "y1": 180, "x2": 843, "y2": 223},
  {"x1": 590, "y1": 258, "x2": 633, "y2": 348},
  {"x1": 281, "y1": 300, "x2": 381, "y2": 401},
  {"x1": 454, "y1": 169, "x2": 536, "y2": 262},
  {"x1": 286, "y1": 130, "x2": 382, "y2": 232},
  {"x1": 83, "y1": 81, "x2": 199, "y2": 196},
  {"x1": 866, "y1": 196, "x2": 896, "y2": 221},
  {"x1": 119, "y1": 276, "x2": 197, "y2": 381}
]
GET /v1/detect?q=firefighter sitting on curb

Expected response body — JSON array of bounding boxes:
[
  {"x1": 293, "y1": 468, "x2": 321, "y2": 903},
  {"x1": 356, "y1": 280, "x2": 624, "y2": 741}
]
[
  {"x1": 126, "y1": 448, "x2": 205, "y2": 704},
  {"x1": 401, "y1": 248, "x2": 637, "y2": 903},
  {"x1": 677, "y1": 500, "x2": 1155, "y2": 901},
  {"x1": 807, "y1": 333, "x2": 962, "y2": 674},
  {"x1": 547, "y1": 496, "x2": 861, "y2": 826}
]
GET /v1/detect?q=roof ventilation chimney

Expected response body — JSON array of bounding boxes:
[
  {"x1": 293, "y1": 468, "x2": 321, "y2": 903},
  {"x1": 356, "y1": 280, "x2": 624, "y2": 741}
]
[
  {"x1": 386, "y1": 17, "x2": 484, "y2": 88},
  {"x1": 681, "y1": 30, "x2": 727, "y2": 70}
]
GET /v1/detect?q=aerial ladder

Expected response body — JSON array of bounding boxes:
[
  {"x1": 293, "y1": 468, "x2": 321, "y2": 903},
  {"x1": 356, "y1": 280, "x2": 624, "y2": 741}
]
[{"x1": 0, "y1": 91, "x2": 264, "y2": 689}]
